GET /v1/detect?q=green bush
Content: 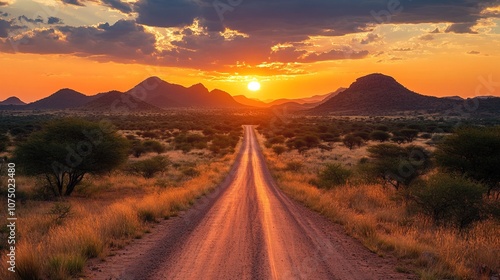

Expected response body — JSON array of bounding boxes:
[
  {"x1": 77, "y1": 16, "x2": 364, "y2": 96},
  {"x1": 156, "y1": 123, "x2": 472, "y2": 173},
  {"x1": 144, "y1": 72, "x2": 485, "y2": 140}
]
[
  {"x1": 435, "y1": 126, "x2": 500, "y2": 195},
  {"x1": 317, "y1": 163, "x2": 351, "y2": 189},
  {"x1": 128, "y1": 156, "x2": 170, "y2": 178},
  {"x1": 410, "y1": 174, "x2": 487, "y2": 229}
]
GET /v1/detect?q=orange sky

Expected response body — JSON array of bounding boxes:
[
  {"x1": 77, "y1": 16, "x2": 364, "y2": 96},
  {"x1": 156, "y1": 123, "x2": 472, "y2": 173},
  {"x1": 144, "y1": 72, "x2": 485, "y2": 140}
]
[{"x1": 0, "y1": 1, "x2": 499, "y2": 103}]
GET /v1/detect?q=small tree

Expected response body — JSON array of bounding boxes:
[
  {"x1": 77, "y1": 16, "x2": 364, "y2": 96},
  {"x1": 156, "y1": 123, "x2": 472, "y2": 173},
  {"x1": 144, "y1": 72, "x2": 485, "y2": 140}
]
[
  {"x1": 343, "y1": 134, "x2": 363, "y2": 150},
  {"x1": 399, "y1": 129, "x2": 419, "y2": 142},
  {"x1": 367, "y1": 143, "x2": 431, "y2": 189},
  {"x1": 435, "y1": 126, "x2": 500, "y2": 195},
  {"x1": 14, "y1": 118, "x2": 129, "y2": 196},
  {"x1": 369, "y1": 130, "x2": 390, "y2": 142}
]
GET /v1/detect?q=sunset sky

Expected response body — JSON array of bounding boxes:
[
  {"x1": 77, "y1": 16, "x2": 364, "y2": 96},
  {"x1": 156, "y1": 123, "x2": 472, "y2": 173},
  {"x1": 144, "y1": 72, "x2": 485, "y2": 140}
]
[{"x1": 0, "y1": 0, "x2": 499, "y2": 103}]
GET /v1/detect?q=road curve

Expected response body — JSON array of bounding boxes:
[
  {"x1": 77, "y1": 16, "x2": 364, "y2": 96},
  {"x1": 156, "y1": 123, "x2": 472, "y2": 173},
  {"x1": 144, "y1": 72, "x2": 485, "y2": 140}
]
[{"x1": 89, "y1": 125, "x2": 410, "y2": 280}]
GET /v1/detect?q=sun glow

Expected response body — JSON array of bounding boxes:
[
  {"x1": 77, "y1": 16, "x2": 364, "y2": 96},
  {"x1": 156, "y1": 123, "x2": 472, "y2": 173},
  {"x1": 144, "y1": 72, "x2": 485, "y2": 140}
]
[{"x1": 248, "y1": 81, "x2": 261, "y2": 91}]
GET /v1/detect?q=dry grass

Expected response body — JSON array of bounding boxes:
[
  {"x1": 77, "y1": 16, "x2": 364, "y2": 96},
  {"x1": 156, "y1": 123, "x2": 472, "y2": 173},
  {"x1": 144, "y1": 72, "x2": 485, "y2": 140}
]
[
  {"x1": 0, "y1": 144, "x2": 239, "y2": 280},
  {"x1": 257, "y1": 130, "x2": 500, "y2": 280}
]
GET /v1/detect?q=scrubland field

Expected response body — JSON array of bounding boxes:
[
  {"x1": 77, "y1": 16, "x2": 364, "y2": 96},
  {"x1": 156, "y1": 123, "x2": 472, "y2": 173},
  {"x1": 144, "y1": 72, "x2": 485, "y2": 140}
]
[
  {"x1": 0, "y1": 111, "x2": 263, "y2": 280},
  {"x1": 256, "y1": 116, "x2": 500, "y2": 279},
  {"x1": 0, "y1": 110, "x2": 499, "y2": 279}
]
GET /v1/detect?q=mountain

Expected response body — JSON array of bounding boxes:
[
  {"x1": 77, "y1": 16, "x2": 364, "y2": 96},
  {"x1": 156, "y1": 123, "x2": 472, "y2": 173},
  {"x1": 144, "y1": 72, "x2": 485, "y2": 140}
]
[
  {"x1": 0, "y1": 96, "x2": 26, "y2": 106},
  {"x1": 81, "y1": 91, "x2": 162, "y2": 112},
  {"x1": 125, "y1": 77, "x2": 244, "y2": 108},
  {"x1": 232, "y1": 95, "x2": 268, "y2": 107},
  {"x1": 24, "y1": 88, "x2": 92, "y2": 110},
  {"x1": 312, "y1": 74, "x2": 458, "y2": 115}
]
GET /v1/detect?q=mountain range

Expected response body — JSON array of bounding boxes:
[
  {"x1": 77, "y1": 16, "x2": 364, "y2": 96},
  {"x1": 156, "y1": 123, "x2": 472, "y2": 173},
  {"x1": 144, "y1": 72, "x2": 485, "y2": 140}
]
[{"x1": 1, "y1": 74, "x2": 499, "y2": 115}]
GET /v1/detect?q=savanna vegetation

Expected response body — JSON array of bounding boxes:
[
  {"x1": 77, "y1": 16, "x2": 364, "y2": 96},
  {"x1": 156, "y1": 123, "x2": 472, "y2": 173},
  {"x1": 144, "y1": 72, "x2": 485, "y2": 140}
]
[
  {"x1": 257, "y1": 116, "x2": 500, "y2": 279},
  {"x1": 0, "y1": 110, "x2": 269, "y2": 280}
]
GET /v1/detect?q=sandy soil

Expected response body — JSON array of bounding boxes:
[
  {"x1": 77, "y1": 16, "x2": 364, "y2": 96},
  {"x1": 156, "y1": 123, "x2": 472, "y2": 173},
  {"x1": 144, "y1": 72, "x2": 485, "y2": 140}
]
[{"x1": 86, "y1": 126, "x2": 413, "y2": 280}]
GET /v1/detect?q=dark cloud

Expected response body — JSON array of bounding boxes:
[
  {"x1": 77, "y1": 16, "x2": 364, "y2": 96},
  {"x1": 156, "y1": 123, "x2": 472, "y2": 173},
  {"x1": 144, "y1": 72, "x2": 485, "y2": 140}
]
[
  {"x1": 0, "y1": 19, "x2": 9, "y2": 37},
  {"x1": 430, "y1": 28, "x2": 440, "y2": 33},
  {"x1": 2, "y1": 19, "x2": 156, "y2": 58},
  {"x1": 0, "y1": 18, "x2": 24, "y2": 38},
  {"x1": 18, "y1": 15, "x2": 44, "y2": 24},
  {"x1": 0, "y1": 12, "x2": 9, "y2": 17},
  {"x1": 0, "y1": 2, "x2": 9, "y2": 6},
  {"x1": 133, "y1": 0, "x2": 499, "y2": 39},
  {"x1": 467, "y1": 51, "x2": 480, "y2": 55},
  {"x1": 445, "y1": 22, "x2": 478, "y2": 34},
  {"x1": 60, "y1": 0, "x2": 85, "y2": 6},
  {"x1": 101, "y1": 0, "x2": 132, "y2": 13},
  {"x1": 135, "y1": 0, "x2": 199, "y2": 28},
  {"x1": 48, "y1": 17, "x2": 63, "y2": 24}
]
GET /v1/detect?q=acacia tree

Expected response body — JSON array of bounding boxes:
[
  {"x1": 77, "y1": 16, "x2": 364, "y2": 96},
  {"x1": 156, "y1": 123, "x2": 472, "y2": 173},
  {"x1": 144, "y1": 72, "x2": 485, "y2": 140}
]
[
  {"x1": 435, "y1": 126, "x2": 500, "y2": 195},
  {"x1": 367, "y1": 143, "x2": 431, "y2": 189},
  {"x1": 15, "y1": 118, "x2": 129, "y2": 196}
]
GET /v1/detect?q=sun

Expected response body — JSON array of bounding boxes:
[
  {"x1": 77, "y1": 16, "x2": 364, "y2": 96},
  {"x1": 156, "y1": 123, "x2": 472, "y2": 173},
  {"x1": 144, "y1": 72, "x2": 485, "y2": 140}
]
[{"x1": 247, "y1": 81, "x2": 261, "y2": 91}]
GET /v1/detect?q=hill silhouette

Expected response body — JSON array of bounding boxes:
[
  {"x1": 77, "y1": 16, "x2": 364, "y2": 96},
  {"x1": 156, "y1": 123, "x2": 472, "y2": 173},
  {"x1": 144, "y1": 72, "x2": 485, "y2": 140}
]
[
  {"x1": 312, "y1": 74, "x2": 458, "y2": 115},
  {"x1": 126, "y1": 77, "x2": 243, "y2": 108},
  {"x1": 82, "y1": 91, "x2": 162, "y2": 112},
  {"x1": 0, "y1": 96, "x2": 26, "y2": 106},
  {"x1": 24, "y1": 89, "x2": 92, "y2": 110}
]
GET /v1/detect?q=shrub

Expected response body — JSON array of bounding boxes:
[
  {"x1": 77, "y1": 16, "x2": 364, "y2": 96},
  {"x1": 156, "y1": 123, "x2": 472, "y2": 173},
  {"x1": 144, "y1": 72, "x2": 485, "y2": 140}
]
[
  {"x1": 435, "y1": 126, "x2": 500, "y2": 195},
  {"x1": 370, "y1": 130, "x2": 391, "y2": 142},
  {"x1": 143, "y1": 140, "x2": 166, "y2": 154},
  {"x1": 343, "y1": 134, "x2": 363, "y2": 150},
  {"x1": 410, "y1": 174, "x2": 487, "y2": 229},
  {"x1": 317, "y1": 163, "x2": 351, "y2": 189},
  {"x1": 272, "y1": 145, "x2": 287, "y2": 156},
  {"x1": 14, "y1": 118, "x2": 129, "y2": 196},
  {"x1": 129, "y1": 156, "x2": 170, "y2": 178}
]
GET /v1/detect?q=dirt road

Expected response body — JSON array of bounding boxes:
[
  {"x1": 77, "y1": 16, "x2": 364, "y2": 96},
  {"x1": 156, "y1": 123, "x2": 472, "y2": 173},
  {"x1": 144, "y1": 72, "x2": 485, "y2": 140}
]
[{"x1": 88, "y1": 125, "x2": 410, "y2": 280}]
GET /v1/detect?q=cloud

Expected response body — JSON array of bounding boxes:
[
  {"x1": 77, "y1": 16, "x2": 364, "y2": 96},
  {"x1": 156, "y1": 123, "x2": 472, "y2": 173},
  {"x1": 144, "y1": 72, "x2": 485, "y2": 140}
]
[
  {"x1": 445, "y1": 22, "x2": 478, "y2": 34},
  {"x1": 18, "y1": 15, "x2": 44, "y2": 24},
  {"x1": 467, "y1": 51, "x2": 480, "y2": 55},
  {"x1": 419, "y1": 34, "x2": 435, "y2": 41},
  {"x1": 60, "y1": 0, "x2": 85, "y2": 6},
  {"x1": 0, "y1": 19, "x2": 10, "y2": 37},
  {"x1": 0, "y1": 18, "x2": 23, "y2": 38},
  {"x1": 0, "y1": 12, "x2": 9, "y2": 17},
  {"x1": 430, "y1": 28, "x2": 440, "y2": 33},
  {"x1": 101, "y1": 0, "x2": 132, "y2": 13},
  {"x1": 47, "y1": 17, "x2": 63, "y2": 24},
  {"x1": 2, "y1": 19, "x2": 156, "y2": 58},
  {"x1": 59, "y1": 0, "x2": 132, "y2": 13},
  {"x1": 360, "y1": 33, "x2": 380, "y2": 45},
  {"x1": 132, "y1": 0, "x2": 500, "y2": 39},
  {"x1": 301, "y1": 49, "x2": 369, "y2": 62}
]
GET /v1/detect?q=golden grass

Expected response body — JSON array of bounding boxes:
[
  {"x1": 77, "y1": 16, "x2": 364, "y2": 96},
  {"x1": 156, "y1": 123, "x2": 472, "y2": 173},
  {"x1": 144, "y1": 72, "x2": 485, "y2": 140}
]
[
  {"x1": 256, "y1": 130, "x2": 500, "y2": 280},
  {"x1": 0, "y1": 144, "x2": 239, "y2": 280}
]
